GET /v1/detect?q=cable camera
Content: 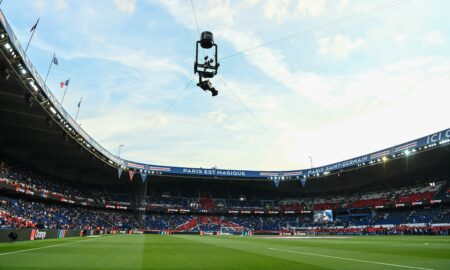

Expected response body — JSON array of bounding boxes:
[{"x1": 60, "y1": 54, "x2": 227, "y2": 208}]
[{"x1": 194, "y1": 31, "x2": 219, "y2": 96}]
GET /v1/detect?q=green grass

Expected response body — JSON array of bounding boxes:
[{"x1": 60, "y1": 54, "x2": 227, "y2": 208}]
[{"x1": 0, "y1": 234, "x2": 448, "y2": 269}]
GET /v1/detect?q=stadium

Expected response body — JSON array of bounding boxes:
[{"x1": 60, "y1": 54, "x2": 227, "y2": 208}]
[{"x1": 0, "y1": 1, "x2": 449, "y2": 270}]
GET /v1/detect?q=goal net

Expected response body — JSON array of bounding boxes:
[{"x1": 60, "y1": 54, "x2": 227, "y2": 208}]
[{"x1": 220, "y1": 226, "x2": 245, "y2": 235}]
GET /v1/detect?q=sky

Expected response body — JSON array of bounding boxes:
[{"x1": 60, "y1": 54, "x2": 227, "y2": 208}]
[{"x1": 1, "y1": 0, "x2": 449, "y2": 170}]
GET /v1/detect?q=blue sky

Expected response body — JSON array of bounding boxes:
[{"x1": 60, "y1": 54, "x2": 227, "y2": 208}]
[{"x1": 2, "y1": 0, "x2": 449, "y2": 170}]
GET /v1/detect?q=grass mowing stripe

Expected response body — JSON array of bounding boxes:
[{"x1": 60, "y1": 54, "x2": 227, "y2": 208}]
[
  {"x1": 268, "y1": 247, "x2": 435, "y2": 270},
  {"x1": 0, "y1": 236, "x2": 102, "y2": 256}
]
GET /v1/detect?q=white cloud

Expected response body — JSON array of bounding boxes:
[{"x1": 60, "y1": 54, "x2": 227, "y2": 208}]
[
  {"x1": 423, "y1": 31, "x2": 444, "y2": 45},
  {"x1": 34, "y1": 0, "x2": 47, "y2": 12},
  {"x1": 243, "y1": 0, "x2": 260, "y2": 7},
  {"x1": 336, "y1": 0, "x2": 349, "y2": 14},
  {"x1": 114, "y1": 0, "x2": 136, "y2": 15},
  {"x1": 33, "y1": 0, "x2": 68, "y2": 13},
  {"x1": 262, "y1": 0, "x2": 326, "y2": 22},
  {"x1": 55, "y1": 0, "x2": 68, "y2": 12},
  {"x1": 318, "y1": 35, "x2": 364, "y2": 58},
  {"x1": 264, "y1": 0, "x2": 291, "y2": 23},
  {"x1": 206, "y1": 109, "x2": 228, "y2": 124},
  {"x1": 297, "y1": 0, "x2": 325, "y2": 17},
  {"x1": 394, "y1": 33, "x2": 407, "y2": 46},
  {"x1": 82, "y1": 109, "x2": 150, "y2": 142},
  {"x1": 384, "y1": 56, "x2": 431, "y2": 73}
]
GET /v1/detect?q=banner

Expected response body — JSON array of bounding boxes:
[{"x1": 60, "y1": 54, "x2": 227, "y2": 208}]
[{"x1": 0, "y1": 229, "x2": 82, "y2": 243}]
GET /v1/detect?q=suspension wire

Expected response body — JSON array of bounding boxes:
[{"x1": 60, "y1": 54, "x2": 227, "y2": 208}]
[
  {"x1": 218, "y1": 77, "x2": 275, "y2": 140},
  {"x1": 130, "y1": 77, "x2": 195, "y2": 145},
  {"x1": 190, "y1": 0, "x2": 207, "y2": 59},
  {"x1": 190, "y1": 0, "x2": 202, "y2": 37},
  {"x1": 220, "y1": 0, "x2": 412, "y2": 61}
]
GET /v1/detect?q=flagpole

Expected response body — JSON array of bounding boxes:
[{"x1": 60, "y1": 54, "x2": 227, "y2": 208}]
[
  {"x1": 44, "y1": 53, "x2": 55, "y2": 85},
  {"x1": 24, "y1": 30, "x2": 35, "y2": 53},
  {"x1": 61, "y1": 83, "x2": 70, "y2": 105},
  {"x1": 75, "y1": 97, "x2": 82, "y2": 122},
  {"x1": 25, "y1": 18, "x2": 39, "y2": 54}
]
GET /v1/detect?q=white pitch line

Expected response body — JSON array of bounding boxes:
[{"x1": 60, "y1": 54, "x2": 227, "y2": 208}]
[
  {"x1": 268, "y1": 248, "x2": 434, "y2": 270},
  {"x1": 0, "y1": 237, "x2": 100, "y2": 256}
]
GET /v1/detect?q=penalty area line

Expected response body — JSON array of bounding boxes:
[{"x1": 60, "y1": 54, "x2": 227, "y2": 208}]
[
  {"x1": 0, "y1": 237, "x2": 101, "y2": 257},
  {"x1": 268, "y1": 248, "x2": 434, "y2": 270}
]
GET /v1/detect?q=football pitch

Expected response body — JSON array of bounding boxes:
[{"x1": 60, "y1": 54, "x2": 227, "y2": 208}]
[{"x1": 0, "y1": 234, "x2": 448, "y2": 269}]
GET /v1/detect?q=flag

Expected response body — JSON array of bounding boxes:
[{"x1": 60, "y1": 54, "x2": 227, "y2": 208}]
[
  {"x1": 53, "y1": 55, "x2": 59, "y2": 65},
  {"x1": 141, "y1": 171, "x2": 147, "y2": 183},
  {"x1": 300, "y1": 178, "x2": 307, "y2": 187},
  {"x1": 273, "y1": 178, "x2": 280, "y2": 188},
  {"x1": 117, "y1": 168, "x2": 123, "y2": 179},
  {"x1": 77, "y1": 97, "x2": 82, "y2": 108},
  {"x1": 30, "y1": 18, "x2": 40, "y2": 32},
  {"x1": 60, "y1": 79, "x2": 70, "y2": 88},
  {"x1": 128, "y1": 170, "x2": 135, "y2": 181}
]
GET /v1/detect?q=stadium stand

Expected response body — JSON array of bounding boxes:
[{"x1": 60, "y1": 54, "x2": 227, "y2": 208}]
[
  {"x1": 0, "y1": 141, "x2": 449, "y2": 235},
  {"x1": 0, "y1": 197, "x2": 138, "y2": 230}
]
